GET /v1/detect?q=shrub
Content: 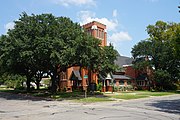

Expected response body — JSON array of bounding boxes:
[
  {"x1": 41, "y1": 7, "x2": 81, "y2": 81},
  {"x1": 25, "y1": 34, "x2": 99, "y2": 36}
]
[
  {"x1": 154, "y1": 70, "x2": 174, "y2": 90},
  {"x1": 96, "y1": 82, "x2": 102, "y2": 91},
  {"x1": 113, "y1": 85, "x2": 134, "y2": 92},
  {"x1": 1, "y1": 73, "x2": 26, "y2": 89},
  {"x1": 113, "y1": 86, "x2": 119, "y2": 92}
]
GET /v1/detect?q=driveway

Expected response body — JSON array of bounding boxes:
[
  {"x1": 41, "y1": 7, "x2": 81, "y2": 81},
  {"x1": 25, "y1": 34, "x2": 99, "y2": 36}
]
[{"x1": 0, "y1": 92, "x2": 179, "y2": 120}]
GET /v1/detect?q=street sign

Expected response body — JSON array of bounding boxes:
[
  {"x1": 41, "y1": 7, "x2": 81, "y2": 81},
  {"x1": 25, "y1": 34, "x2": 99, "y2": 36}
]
[{"x1": 84, "y1": 75, "x2": 88, "y2": 79}]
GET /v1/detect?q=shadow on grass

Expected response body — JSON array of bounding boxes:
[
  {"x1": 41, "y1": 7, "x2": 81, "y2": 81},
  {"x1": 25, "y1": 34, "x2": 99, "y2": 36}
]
[
  {"x1": 146, "y1": 99, "x2": 180, "y2": 114},
  {"x1": 48, "y1": 91, "x2": 111, "y2": 102},
  {"x1": 0, "y1": 89, "x2": 107, "y2": 102},
  {"x1": 0, "y1": 89, "x2": 53, "y2": 101}
]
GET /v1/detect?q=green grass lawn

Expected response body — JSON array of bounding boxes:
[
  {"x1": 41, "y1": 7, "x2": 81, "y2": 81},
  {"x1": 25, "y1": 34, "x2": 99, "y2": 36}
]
[
  {"x1": 106, "y1": 91, "x2": 176, "y2": 100},
  {"x1": 49, "y1": 91, "x2": 177, "y2": 101},
  {"x1": 135, "y1": 91, "x2": 175, "y2": 96},
  {"x1": 0, "y1": 87, "x2": 15, "y2": 92},
  {"x1": 110, "y1": 94, "x2": 148, "y2": 100},
  {"x1": 0, "y1": 86, "x2": 178, "y2": 102},
  {"x1": 75, "y1": 97, "x2": 113, "y2": 103}
]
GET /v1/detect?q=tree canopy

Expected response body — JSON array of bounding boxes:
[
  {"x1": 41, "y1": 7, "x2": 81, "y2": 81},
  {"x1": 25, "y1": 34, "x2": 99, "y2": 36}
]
[
  {"x1": 131, "y1": 21, "x2": 180, "y2": 90},
  {"x1": 0, "y1": 12, "x2": 118, "y2": 92},
  {"x1": 98, "y1": 44, "x2": 118, "y2": 78}
]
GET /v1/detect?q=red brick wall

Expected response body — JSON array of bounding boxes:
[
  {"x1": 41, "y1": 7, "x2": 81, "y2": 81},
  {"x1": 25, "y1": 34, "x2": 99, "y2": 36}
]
[
  {"x1": 124, "y1": 66, "x2": 139, "y2": 79},
  {"x1": 83, "y1": 21, "x2": 107, "y2": 47}
]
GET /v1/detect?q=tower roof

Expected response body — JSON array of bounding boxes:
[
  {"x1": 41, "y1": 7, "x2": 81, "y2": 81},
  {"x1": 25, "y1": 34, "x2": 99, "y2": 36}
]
[{"x1": 83, "y1": 21, "x2": 106, "y2": 29}]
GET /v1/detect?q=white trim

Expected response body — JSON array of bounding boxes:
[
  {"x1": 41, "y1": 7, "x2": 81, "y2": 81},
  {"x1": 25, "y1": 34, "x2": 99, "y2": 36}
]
[
  {"x1": 122, "y1": 64, "x2": 133, "y2": 67},
  {"x1": 91, "y1": 25, "x2": 97, "y2": 30},
  {"x1": 73, "y1": 69, "x2": 82, "y2": 80}
]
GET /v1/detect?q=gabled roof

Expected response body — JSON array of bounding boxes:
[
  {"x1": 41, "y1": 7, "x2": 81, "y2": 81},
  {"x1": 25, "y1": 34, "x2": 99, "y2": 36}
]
[
  {"x1": 104, "y1": 73, "x2": 132, "y2": 80},
  {"x1": 70, "y1": 69, "x2": 82, "y2": 80},
  {"x1": 112, "y1": 75, "x2": 132, "y2": 80},
  {"x1": 114, "y1": 52, "x2": 133, "y2": 67}
]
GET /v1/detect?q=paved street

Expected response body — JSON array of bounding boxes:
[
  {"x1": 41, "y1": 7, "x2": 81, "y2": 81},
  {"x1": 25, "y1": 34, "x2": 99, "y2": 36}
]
[{"x1": 0, "y1": 92, "x2": 179, "y2": 120}]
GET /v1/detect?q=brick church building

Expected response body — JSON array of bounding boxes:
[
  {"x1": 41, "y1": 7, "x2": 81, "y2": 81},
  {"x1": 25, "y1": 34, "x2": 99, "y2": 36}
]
[
  {"x1": 57, "y1": 21, "x2": 150, "y2": 92},
  {"x1": 58, "y1": 21, "x2": 107, "y2": 92}
]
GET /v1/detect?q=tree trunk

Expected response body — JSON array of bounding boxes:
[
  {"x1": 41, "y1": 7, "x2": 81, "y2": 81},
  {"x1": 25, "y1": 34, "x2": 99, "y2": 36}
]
[
  {"x1": 51, "y1": 74, "x2": 56, "y2": 94},
  {"x1": 51, "y1": 69, "x2": 57, "y2": 94},
  {"x1": 26, "y1": 75, "x2": 31, "y2": 92},
  {"x1": 36, "y1": 80, "x2": 40, "y2": 90}
]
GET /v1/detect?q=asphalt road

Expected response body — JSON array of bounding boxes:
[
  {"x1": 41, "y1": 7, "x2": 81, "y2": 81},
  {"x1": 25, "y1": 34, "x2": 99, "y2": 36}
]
[{"x1": 0, "y1": 92, "x2": 179, "y2": 120}]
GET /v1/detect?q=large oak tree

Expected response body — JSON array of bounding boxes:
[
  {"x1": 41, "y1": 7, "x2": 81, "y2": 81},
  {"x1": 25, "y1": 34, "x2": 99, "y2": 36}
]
[
  {"x1": 131, "y1": 21, "x2": 180, "y2": 90},
  {"x1": 0, "y1": 12, "x2": 118, "y2": 92}
]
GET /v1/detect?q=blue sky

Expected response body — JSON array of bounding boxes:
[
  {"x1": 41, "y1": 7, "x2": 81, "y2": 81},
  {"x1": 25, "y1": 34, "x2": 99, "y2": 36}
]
[{"x1": 0, "y1": 0, "x2": 179, "y2": 57}]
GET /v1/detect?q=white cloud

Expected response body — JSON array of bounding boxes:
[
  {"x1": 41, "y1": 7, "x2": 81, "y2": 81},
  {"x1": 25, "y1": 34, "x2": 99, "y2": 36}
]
[
  {"x1": 77, "y1": 11, "x2": 95, "y2": 22},
  {"x1": 52, "y1": 0, "x2": 96, "y2": 7},
  {"x1": 109, "y1": 32, "x2": 132, "y2": 42},
  {"x1": 108, "y1": 32, "x2": 132, "y2": 54},
  {"x1": 112, "y1": 9, "x2": 117, "y2": 17},
  {"x1": 77, "y1": 10, "x2": 118, "y2": 31},
  {"x1": 77, "y1": 10, "x2": 132, "y2": 56},
  {"x1": 91, "y1": 18, "x2": 118, "y2": 31},
  {"x1": 4, "y1": 22, "x2": 15, "y2": 33}
]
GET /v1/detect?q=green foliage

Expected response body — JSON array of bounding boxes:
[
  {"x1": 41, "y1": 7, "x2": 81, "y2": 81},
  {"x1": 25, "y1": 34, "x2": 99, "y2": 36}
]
[
  {"x1": 0, "y1": 12, "x2": 118, "y2": 93},
  {"x1": 99, "y1": 45, "x2": 119, "y2": 77},
  {"x1": 73, "y1": 33, "x2": 101, "y2": 69},
  {"x1": 42, "y1": 78, "x2": 51, "y2": 87},
  {"x1": 113, "y1": 86, "x2": 118, "y2": 92},
  {"x1": 112, "y1": 94, "x2": 148, "y2": 100},
  {"x1": 131, "y1": 21, "x2": 180, "y2": 90},
  {"x1": 113, "y1": 85, "x2": 134, "y2": 92},
  {"x1": 0, "y1": 12, "x2": 85, "y2": 92},
  {"x1": 154, "y1": 70, "x2": 175, "y2": 90},
  {"x1": 109, "y1": 91, "x2": 175, "y2": 100},
  {"x1": 0, "y1": 73, "x2": 26, "y2": 88},
  {"x1": 77, "y1": 97, "x2": 113, "y2": 103},
  {"x1": 96, "y1": 82, "x2": 103, "y2": 91}
]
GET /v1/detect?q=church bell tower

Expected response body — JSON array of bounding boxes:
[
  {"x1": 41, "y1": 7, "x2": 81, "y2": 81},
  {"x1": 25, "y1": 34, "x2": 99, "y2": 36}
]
[{"x1": 83, "y1": 21, "x2": 107, "y2": 46}]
